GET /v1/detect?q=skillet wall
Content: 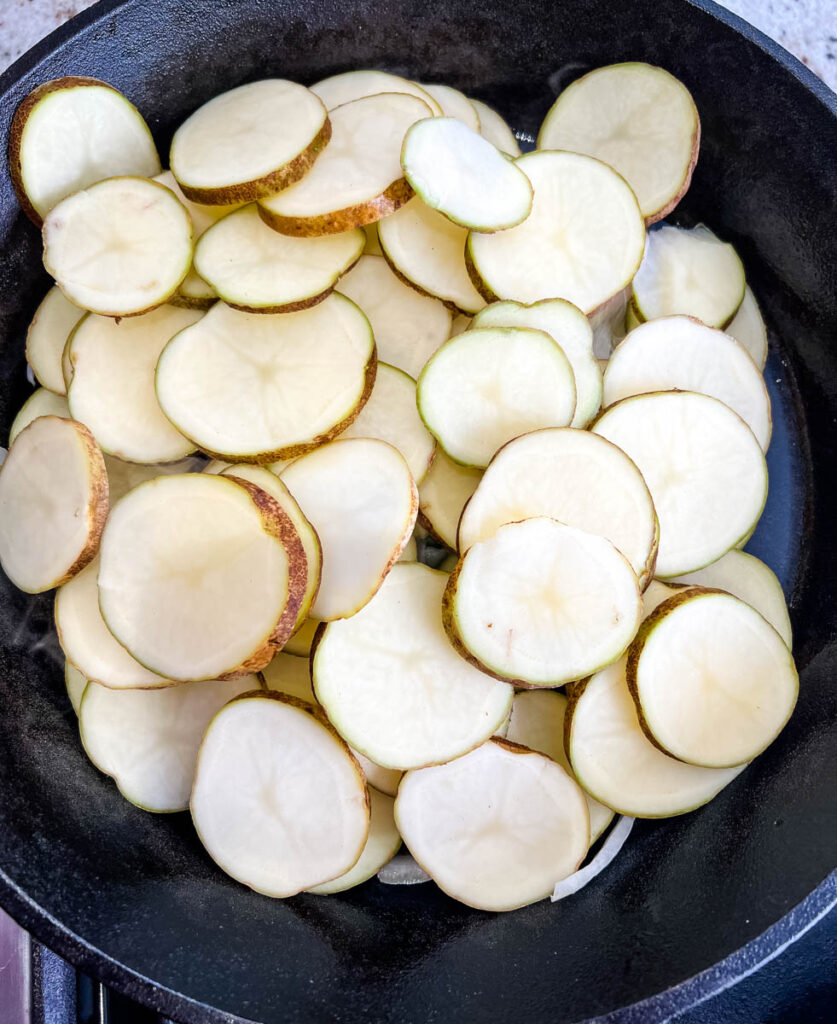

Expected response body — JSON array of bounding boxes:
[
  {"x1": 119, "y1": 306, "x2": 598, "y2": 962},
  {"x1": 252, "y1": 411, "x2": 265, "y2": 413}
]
[{"x1": 0, "y1": 1, "x2": 835, "y2": 1022}]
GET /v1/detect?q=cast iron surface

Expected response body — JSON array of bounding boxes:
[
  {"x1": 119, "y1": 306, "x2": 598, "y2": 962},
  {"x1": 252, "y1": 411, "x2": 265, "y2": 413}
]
[{"x1": 0, "y1": 1, "x2": 834, "y2": 1022}]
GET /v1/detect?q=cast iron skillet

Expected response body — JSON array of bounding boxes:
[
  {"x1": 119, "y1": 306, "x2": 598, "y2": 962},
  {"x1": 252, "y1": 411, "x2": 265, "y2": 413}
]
[{"x1": 0, "y1": 1, "x2": 835, "y2": 1021}]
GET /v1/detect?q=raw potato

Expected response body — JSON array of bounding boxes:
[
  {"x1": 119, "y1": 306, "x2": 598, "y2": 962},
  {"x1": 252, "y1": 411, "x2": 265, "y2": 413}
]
[
  {"x1": 417, "y1": 84, "x2": 480, "y2": 131},
  {"x1": 104, "y1": 453, "x2": 202, "y2": 504},
  {"x1": 9, "y1": 388, "x2": 69, "y2": 443},
  {"x1": 336, "y1": 254, "x2": 451, "y2": 378},
  {"x1": 26, "y1": 286, "x2": 84, "y2": 395},
  {"x1": 97, "y1": 473, "x2": 307, "y2": 680},
  {"x1": 9, "y1": 76, "x2": 160, "y2": 224},
  {"x1": 398, "y1": 535, "x2": 418, "y2": 562},
  {"x1": 0, "y1": 416, "x2": 107, "y2": 593},
  {"x1": 65, "y1": 661, "x2": 87, "y2": 714},
  {"x1": 401, "y1": 118, "x2": 533, "y2": 231},
  {"x1": 43, "y1": 177, "x2": 193, "y2": 317},
  {"x1": 259, "y1": 93, "x2": 431, "y2": 235},
  {"x1": 191, "y1": 692, "x2": 370, "y2": 896},
  {"x1": 458, "y1": 428, "x2": 659, "y2": 588},
  {"x1": 80, "y1": 674, "x2": 259, "y2": 812},
  {"x1": 470, "y1": 98, "x2": 521, "y2": 156},
  {"x1": 443, "y1": 518, "x2": 641, "y2": 686},
  {"x1": 467, "y1": 151, "x2": 645, "y2": 313},
  {"x1": 449, "y1": 313, "x2": 472, "y2": 337},
  {"x1": 313, "y1": 563, "x2": 513, "y2": 769},
  {"x1": 311, "y1": 71, "x2": 443, "y2": 116},
  {"x1": 170, "y1": 79, "x2": 330, "y2": 204},
  {"x1": 418, "y1": 449, "x2": 482, "y2": 549},
  {"x1": 593, "y1": 392, "x2": 767, "y2": 577},
  {"x1": 629, "y1": 589, "x2": 798, "y2": 768},
  {"x1": 283, "y1": 617, "x2": 320, "y2": 658},
  {"x1": 395, "y1": 738, "x2": 589, "y2": 911},
  {"x1": 281, "y1": 438, "x2": 417, "y2": 620},
  {"x1": 194, "y1": 204, "x2": 364, "y2": 313},
  {"x1": 537, "y1": 62, "x2": 700, "y2": 223},
  {"x1": 155, "y1": 294, "x2": 376, "y2": 461},
  {"x1": 726, "y1": 286, "x2": 768, "y2": 369},
  {"x1": 418, "y1": 327, "x2": 576, "y2": 468},
  {"x1": 67, "y1": 305, "x2": 202, "y2": 463},
  {"x1": 362, "y1": 223, "x2": 383, "y2": 255}
]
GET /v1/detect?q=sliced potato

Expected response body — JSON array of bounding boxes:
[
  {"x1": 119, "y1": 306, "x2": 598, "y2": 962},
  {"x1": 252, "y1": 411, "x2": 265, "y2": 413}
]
[
  {"x1": 311, "y1": 70, "x2": 443, "y2": 116},
  {"x1": 726, "y1": 285, "x2": 768, "y2": 370},
  {"x1": 417, "y1": 84, "x2": 480, "y2": 131},
  {"x1": 418, "y1": 448, "x2": 482, "y2": 549},
  {"x1": 362, "y1": 223, "x2": 383, "y2": 255},
  {"x1": 377, "y1": 853, "x2": 431, "y2": 885},
  {"x1": 0, "y1": 416, "x2": 107, "y2": 593},
  {"x1": 25, "y1": 286, "x2": 84, "y2": 395},
  {"x1": 9, "y1": 388, "x2": 69, "y2": 444},
  {"x1": 398, "y1": 535, "x2": 418, "y2": 562},
  {"x1": 65, "y1": 660, "x2": 87, "y2": 714},
  {"x1": 470, "y1": 98, "x2": 521, "y2": 156},
  {"x1": 449, "y1": 313, "x2": 472, "y2": 337},
  {"x1": 104, "y1": 453, "x2": 203, "y2": 504},
  {"x1": 395, "y1": 738, "x2": 589, "y2": 911},
  {"x1": 350, "y1": 752, "x2": 404, "y2": 799},
  {"x1": 641, "y1": 578, "x2": 688, "y2": 618},
  {"x1": 283, "y1": 617, "x2": 320, "y2": 658}
]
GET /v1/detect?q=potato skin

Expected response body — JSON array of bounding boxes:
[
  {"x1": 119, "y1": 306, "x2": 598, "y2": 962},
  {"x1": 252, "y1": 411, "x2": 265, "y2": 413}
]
[{"x1": 259, "y1": 177, "x2": 414, "y2": 237}]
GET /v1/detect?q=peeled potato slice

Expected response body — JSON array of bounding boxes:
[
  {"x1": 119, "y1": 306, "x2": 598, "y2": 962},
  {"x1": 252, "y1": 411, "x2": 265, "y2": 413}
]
[
  {"x1": 311, "y1": 70, "x2": 443, "y2": 116},
  {"x1": 0, "y1": 416, "x2": 107, "y2": 593},
  {"x1": 467, "y1": 151, "x2": 645, "y2": 314},
  {"x1": 9, "y1": 76, "x2": 160, "y2": 224},
  {"x1": 458, "y1": 428, "x2": 659, "y2": 587},
  {"x1": 98, "y1": 473, "x2": 307, "y2": 680},
  {"x1": 155, "y1": 295, "x2": 376, "y2": 461},
  {"x1": 470, "y1": 99, "x2": 521, "y2": 157},
  {"x1": 281, "y1": 438, "x2": 417, "y2": 620},
  {"x1": 65, "y1": 661, "x2": 87, "y2": 714},
  {"x1": 418, "y1": 449, "x2": 482, "y2": 549},
  {"x1": 26, "y1": 286, "x2": 84, "y2": 395},
  {"x1": 417, "y1": 84, "x2": 480, "y2": 131},
  {"x1": 80, "y1": 674, "x2": 259, "y2": 812},
  {"x1": 313, "y1": 563, "x2": 513, "y2": 769},
  {"x1": 628, "y1": 588, "x2": 798, "y2": 767},
  {"x1": 43, "y1": 177, "x2": 193, "y2": 317},
  {"x1": 593, "y1": 392, "x2": 767, "y2": 577},
  {"x1": 9, "y1": 388, "x2": 69, "y2": 443},
  {"x1": 395, "y1": 738, "x2": 589, "y2": 911},
  {"x1": 444, "y1": 518, "x2": 641, "y2": 686},
  {"x1": 726, "y1": 286, "x2": 768, "y2": 370},
  {"x1": 537, "y1": 63, "x2": 699, "y2": 224},
  {"x1": 259, "y1": 93, "x2": 431, "y2": 235},
  {"x1": 418, "y1": 327, "x2": 576, "y2": 467},
  {"x1": 191, "y1": 692, "x2": 370, "y2": 896}
]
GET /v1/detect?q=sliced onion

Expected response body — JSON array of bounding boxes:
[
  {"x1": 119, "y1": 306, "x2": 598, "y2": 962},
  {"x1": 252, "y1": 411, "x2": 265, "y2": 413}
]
[{"x1": 551, "y1": 815, "x2": 634, "y2": 901}]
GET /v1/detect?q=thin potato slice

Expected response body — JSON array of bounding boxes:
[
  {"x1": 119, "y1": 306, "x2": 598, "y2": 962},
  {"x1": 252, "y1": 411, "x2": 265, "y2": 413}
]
[
  {"x1": 311, "y1": 71, "x2": 443, "y2": 116},
  {"x1": 9, "y1": 388, "x2": 69, "y2": 443},
  {"x1": 417, "y1": 84, "x2": 480, "y2": 131},
  {"x1": 26, "y1": 286, "x2": 84, "y2": 395},
  {"x1": 104, "y1": 453, "x2": 203, "y2": 504},
  {"x1": 65, "y1": 661, "x2": 87, "y2": 714},
  {"x1": 470, "y1": 99, "x2": 521, "y2": 156},
  {"x1": 283, "y1": 617, "x2": 320, "y2": 658},
  {"x1": 418, "y1": 449, "x2": 482, "y2": 549},
  {"x1": 726, "y1": 286, "x2": 768, "y2": 370}
]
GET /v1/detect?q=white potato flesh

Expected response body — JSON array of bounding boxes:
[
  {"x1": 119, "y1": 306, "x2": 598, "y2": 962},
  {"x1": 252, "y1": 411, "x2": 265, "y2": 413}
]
[
  {"x1": 631, "y1": 224, "x2": 745, "y2": 328},
  {"x1": 633, "y1": 590, "x2": 798, "y2": 767},
  {"x1": 398, "y1": 535, "x2": 418, "y2": 562},
  {"x1": 191, "y1": 694, "x2": 370, "y2": 896},
  {"x1": 418, "y1": 449, "x2": 482, "y2": 549},
  {"x1": 26, "y1": 286, "x2": 84, "y2": 395},
  {"x1": 567, "y1": 657, "x2": 745, "y2": 817},
  {"x1": 350, "y1": 752, "x2": 404, "y2": 799},
  {"x1": 378, "y1": 197, "x2": 486, "y2": 314},
  {"x1": 418, "y1": 327, "x2": 576, "y2": 467},
  {"x1": 313, "y1": 564, "x2": 513, "y2": 769},
  {"x1": 467, "y1": 151, "x2": 645, "y2": 314},
  {"x1": 473, "y1": 298, "x2": 601, "y2": 428},
  {"x1": 641, "y1": 578, "x2": 687, "y2": 618},
  {"x1": 401, "y1": 118, "x2": 532, "y2": 231},
  {"x1": 470, "y1": 99, "x2": 521, "y2": 156},
  {"x1": 396, "y1": 738, "x2": 589, "y2": 911},
  {"x1": 155, "y1": 295, "x2": 375, "y2": 460},
  {"x1": 593, "y1": 392, "x2": 767, "y2": 577},
  {"x1": 448, "y1": 518, "x2": 641, "y2": 685},
  {"x1": 283, "y1": 617, "x2": 320, "y2": 658},
  {"x1": 281, "y1": 438, "x2": 417, "y2": 621},
  {"x1": 0, "y1": 416, "x2": 106, "y2": 592},
  {"x1": 726, "y1": 286, "x2": 768, "y2": 369},
  {"x1": 362, "y1": 223, "x2": 383, "y2": 254},
  {"x1": 43, "y1": 177, "x2": 193, "y2": 317},
  {"x1": 603, "y1": 316, "x2": 772, "y2": 451},
  {"x1": 537, "y1": 63, "x2": 699, "y2": 223},
  {"x1": 9, "y1": 388, "x2": 69, "y2": 443},
  {"x1": 64, "y1": 660, "x2": 87, "y2": 714},
  {"x1": 336, "y1": 254, "x2": 451, "y2": 377},
  {"x1": 377, "y1": 853, "x2": 431, "y2": 885},
  {"x1": 311, "y1": 71, "x2": 443, "y2": 116},
  {"x1": 104, "y1": 453, "x2": 202, "y2": 504},
  {"x1": 449, "y1": 313, "x2": 472, "y2": 337},
  {"x1": 458, "y1": 428, "x2": 658, "y2": 587},
  {"x1": 417, "y1": 84, "x2": 480, "y2": 131},
  {"x1": 67, "y1": 305, "x2": 201, "y2": 463},
  {"x1": 80, "y1": 674, "x2": 258, "y2": 812}
]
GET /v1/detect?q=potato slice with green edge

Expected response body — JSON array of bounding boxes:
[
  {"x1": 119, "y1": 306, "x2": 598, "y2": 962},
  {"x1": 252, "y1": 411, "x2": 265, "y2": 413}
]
[
  {"x1": 155, "y1": 295, "x2": 376, "y2": 462},
  {"x1": 191, "y1": 691, "x2": 370, "y2": 896},
  {"x1": 280, "y1": 438, "x2": 417, "y2": 621},
  {"x1": 283, "y1": 617, "x2": 320, "y2": 658},
  {"x1": 505, "y1": 691, "x2": 614, "y2": 843},
  {"x1": 103, "y1": 453, "x2": 203, "y2": 504},
  {"x1": 593, "y1": 391, "x2": 767, "y2": 578},
  {"x1": 631, "y1": 223, "x2": 745, "y2": 328},
  {"x1": 641, "y1": 578, "x2": 689, "y2": 618},
  {"x1": 43, "y1": 177, "x2": 193, "y2": 318},
  {"x1": 418, "y1": 448, "x2": 482, "y2": 550},
  {"x1": 311, "y1": 71, "x2": 443, "y2": 116},
  {"x1": 467, "y1": 151, "x2": 645, "y2": 314},
  {"x1": 395, "y1": 737, "x2": 589, "y2": 911},
  {"x1": 170, "y1": 80, "x2": 330, "y2": 205},
  {"x1": 627, "y1": 588, "x2": 798, "y2": 768},
  {"x1": 98, "y1": 473, "x2": 307, "y2": 680},
  {"x1": 65, "y1": 661, "x2": 87, "y2": 715},
  {"x1": 9, "y1": 388, "x2": 69, "y2": 444},
  {"x1": 313, "y1": 563, "x2": 513, "y2": 770},
  {"x1": 417, "y1": 84, "x2": 480, "y2": 131},
  {"x1": 603, "y1": 315, "x2": 772, "y2": 451},
  {"x1": 378, "y1": 197, "x2": 486, "y2": 314},
  {"x1": 67, "y1": 306, "x2": 201, "y2": 463},
  {"x1": 472, "y1": 298, "x2": 601, "y2": 428},
  {"x1": 25, "y1": 286, "x2": 84, "y2": 395},
  {"x1": 259, "y1": 93, "x2": 431, "y2": 236},
  {"x1": 194, "y1": 204, "x2": 364, "y2": 313},
  {"x1": 80, "y1": 674, "x2": 260, "y2": 812},
  {"x1": 470, "y1": 99, "x2": 521, "y2": 157},
  {"x1": 443, "y1": 518, "x2": 641, "y2": 686},
  {"x1": 537, "y1": 63, "x2": 699, "y2": 224},
  {"x1": 9, "y1": 76, "x2": 160, "y2": 225},
  {"x1": 0, "y1": 416, "x2": 107, "y2": 593},
  {"x1": 401, "y1": 118, "x2": 532, "y2": 231},
  {"x1": 458, "y1": 428, "x2": 659, "y2": 587},
  {"x1": 337, "y1": 254, "x2": 451, "y2": 378},
  {"x1": 726, "y1": 286, "x2": 768, "y2": 370},
  {"x1": 418, "y1": 327, "x2": 576, "y2": 468}
]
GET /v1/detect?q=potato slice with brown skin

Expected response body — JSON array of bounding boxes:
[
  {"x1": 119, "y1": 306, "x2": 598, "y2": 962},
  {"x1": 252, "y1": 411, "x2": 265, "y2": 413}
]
[
  {"x1": 9, "y1": 389, "x2": 69, "y2": 443},
  {"x1": 418, "y1": 448, "x2": 482, "y2": 550},
  {"x1": 470, "y1": 98, "x2": 521, "y2": 156},
  {"x1": 26, "y1": 286, "x2": 84, "y2": 395},
  {"x1": 311, "y1": 71, "x2": 443, "y2": 116}
]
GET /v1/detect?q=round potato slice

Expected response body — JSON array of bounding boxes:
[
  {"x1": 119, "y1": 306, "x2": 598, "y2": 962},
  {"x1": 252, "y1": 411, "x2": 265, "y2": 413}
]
[
  {"x1": 311, "y1": 70, "x2": 443, "y2": 116},
  {"x1": 726, "y1": 286, "x2": 768, "y2": 370},
  {"x1": 65, "y1": 661, "x2": 87, "y2": 715},
  {"x1": 103, "y1": 453, "x2": 203, "y2": 504},
  {"x1": 26, "y1": 286, "x2": 84, "y2": 395},
  {"x1": 283, "y1": 617, "x2": 320, "y2": 658},
  {"x1": 417, "y1": 84, "x2": 480, "y2": 131},
  {"x1": 0, "y1": 416, "x2": 107, "y2": 593},
  {"x1": 395, "y1": 738, "x2": 589, "y2": 911},
  {"x1": 470, "y1": 98, "x2": 521, "y2": 156},
  {"x1": 9, "y1": 388, "x2": 69, "y2": 443},
  {"x1": 418, "y1": 448, "x2": 482, "y2": 550}
]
